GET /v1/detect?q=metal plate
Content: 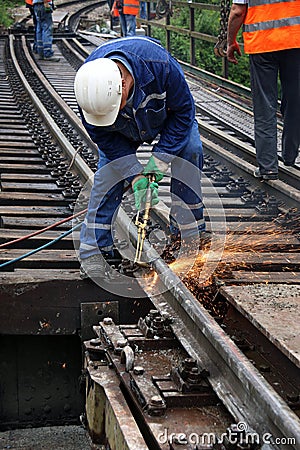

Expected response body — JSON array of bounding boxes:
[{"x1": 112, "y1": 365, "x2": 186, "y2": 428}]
[{"x1": 81, "y1": 301, "x2": 119, "y2": 341}]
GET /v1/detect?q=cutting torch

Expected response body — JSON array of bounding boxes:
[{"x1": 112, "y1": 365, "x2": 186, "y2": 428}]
[{"x1": 134, "y1": 175, "x2": 155, "y2": 266}]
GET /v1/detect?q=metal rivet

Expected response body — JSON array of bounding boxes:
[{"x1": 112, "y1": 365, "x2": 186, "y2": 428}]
[
  {"x1": 133, "y1": 366, "x2": 144, "y2": 375},
  {"x1": 103, "y1": 317, "x2": 113, "y2": 325}
]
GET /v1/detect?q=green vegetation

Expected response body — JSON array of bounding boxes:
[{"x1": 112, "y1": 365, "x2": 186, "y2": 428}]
[
  {"x1": 152, "y1": 3, "x2": 251, "y2": 88},
  {"x1": 0, "y1": 0, "x2": 24, "y2": 28}
]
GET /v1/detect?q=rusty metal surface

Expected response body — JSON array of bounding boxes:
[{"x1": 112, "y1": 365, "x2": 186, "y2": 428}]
[
  {"x1": 221, "y1": 284, "x2": 300, "y2": 368},
  {"x1": 86, "y1": 364, "x2": 149, "y2": 450},
  {"x1": 222, "y1": 301, "x2": 300, "y2": 417},
  {"x1": 81, "y1": 301, "x2": 119, "y2": 341},
  {"x1": 0, "y1": 335, "x2": 83, "y2": 428},
  {"x1": 144, "y1": 258, "x2": 300, "y2": 449},
  {"x1": 84, "y1": 316, "x2": 233, "y2": 450},
  {"x1": 0, "y1": 273, "x2": 150, "y2": 335}
]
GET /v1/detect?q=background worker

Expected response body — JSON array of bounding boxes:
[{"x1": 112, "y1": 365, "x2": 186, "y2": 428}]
[
  {"x1": 139, "y1": 1, "x2": 147, "y2": 20},
  {"x1": 33, "y1": 0, "x2": 60, "y2": 61},
  {"x1": 227, "y1": 0, "x2": 300, "y2": 180},
  {"x1": 111, "y1": 0, "x2": 139, "y2": 36},
  {"x1": 74, "y1": 37, "x2": 206, "y2": 280}
]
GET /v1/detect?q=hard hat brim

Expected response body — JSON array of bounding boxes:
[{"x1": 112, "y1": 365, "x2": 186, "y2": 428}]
[
  {"x1": 82, "y1": 102, "x2": 120, "y2": 127},
  {"x1": 74, "y1": 58, "x2": 122, "y2": 127}
]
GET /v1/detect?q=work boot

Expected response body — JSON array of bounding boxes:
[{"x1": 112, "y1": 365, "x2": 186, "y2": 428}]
[
  {"x1": 283, "y1": 160, "x2": 296, "y2": 168},
  {"x1": 254, "y1": 168, "x2": 278, "y2": 180},
  {"x1": 80, "y1": 254, "x2": 121, "y2": 283},
  {"x1": 44, "y1": 55, "x2": 60, "y2": 62}
]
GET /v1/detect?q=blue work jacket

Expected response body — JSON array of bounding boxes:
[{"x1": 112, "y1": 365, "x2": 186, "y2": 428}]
[{"x1": 80, "y1": 37, "x2": 196, "y2": 180}]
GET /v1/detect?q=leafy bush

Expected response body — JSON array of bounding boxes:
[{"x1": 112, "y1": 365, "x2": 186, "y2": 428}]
[
  {"x1": 152, "y1": 4, "x2": 251, "y2": 88},
  {"x1": 0, "y1": 0, "x2": 24, "y2": 28}
]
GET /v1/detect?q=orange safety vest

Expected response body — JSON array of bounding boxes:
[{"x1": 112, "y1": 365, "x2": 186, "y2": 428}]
[
  {"x1": 112, "y1": 0, "x2": 121, "y2": 17},
  {"x1": 123, "y1": 0, "x2": 139, "y2": 15},
  {"x1": 243, "y1": 0, "x2": 300, "y2": 54},
  {"x1": 27, "y1": 0, "x2": 52, "y2": 4}
]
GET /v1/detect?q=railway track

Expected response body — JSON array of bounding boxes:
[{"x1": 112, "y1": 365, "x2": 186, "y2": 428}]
[{"x1": 0, "y1": 3, "x2": 300, "y2": 448}]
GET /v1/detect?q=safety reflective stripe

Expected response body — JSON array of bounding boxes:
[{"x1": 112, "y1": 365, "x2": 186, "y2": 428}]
[
  {"x1": 244, "y1": 15, "x2": 300, "y2": 32},
  {"x1": 178, "y1": 218, "x2": 205, "y2": 230},
  {"x1": 100, "y1": 245, "x2": 114, "y2": 252},
  {"x1": 80, "y1": 243, "x2": 113, "y2": 252},
  {"x1": 171, "y1": 200, "x2": 204, "y2": 209},
  {"x1": 84, "y1": 219, "x2": 112, "y2": 230},
  {"x1": 249, "y1": 0, "x2": 294, "y2": 5},
  {"x1": 80, "y1": 243, "x2": 98, "y2": 251},
  {"x1": 188, "y1": 202, "x2": 204, "y2": 210},
  {"x1": 124, "y1": 1, "x2": 139, "y2": 6},
  {"x1": 138, "y1": 92, "x2": 166, "y2": 110}
]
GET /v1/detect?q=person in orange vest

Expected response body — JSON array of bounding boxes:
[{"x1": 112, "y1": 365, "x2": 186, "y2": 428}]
[
  {"x1": 111, "y1": 0, "x2": 139, "y2": 36},
  {"x1": 227, "y1": 0, "x2": 300, "y2": 180},
  {"x1": 25, "y1": 0, "x2": 37, "y2": 53},
  {"x1": 32, "y1": 0, "x2": 60, "y2": 61}
]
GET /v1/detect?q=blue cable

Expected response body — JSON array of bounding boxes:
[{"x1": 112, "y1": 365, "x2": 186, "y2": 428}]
[{"x1": 0, "y1": 222, "x2": 82, "y2": 270}]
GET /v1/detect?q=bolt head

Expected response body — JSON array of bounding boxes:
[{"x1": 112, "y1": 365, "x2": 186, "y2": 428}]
[
  {"x1": 133, "y1": 366, "x2": 144, "y2": 375},
  {"x1": 103, "y1": 317, "x2": 113, "y2": 325}
]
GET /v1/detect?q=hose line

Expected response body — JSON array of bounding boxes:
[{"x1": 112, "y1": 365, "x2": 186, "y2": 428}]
[
  {"x1": 0, "y1": 208, "x2": 87, "y2": 249},
  {"x1": 0, "y1": 222, "x2": 81, "y2": 270}
]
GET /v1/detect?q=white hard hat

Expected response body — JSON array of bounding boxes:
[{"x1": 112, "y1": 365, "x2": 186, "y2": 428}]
[{"x1": 74, "y1": 58, "x2": 122, "y2": 127}]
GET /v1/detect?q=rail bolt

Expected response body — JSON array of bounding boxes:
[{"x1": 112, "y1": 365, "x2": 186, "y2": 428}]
[
  {"x1": 103, "y1": 317, "x2": 113, "y2": 325},
  {"x1": 133, "y1": 366, "x2": 144, "y2": 375}
]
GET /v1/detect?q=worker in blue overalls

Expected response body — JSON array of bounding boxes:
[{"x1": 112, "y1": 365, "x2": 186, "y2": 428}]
[{"x1": 74, "y1": 36, "x2": 207, "y2": 281}]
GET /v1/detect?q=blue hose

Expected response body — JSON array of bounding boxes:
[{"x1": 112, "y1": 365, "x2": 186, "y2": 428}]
[{"x1": 0, "y1": 222, "x2": 81, "y2": 270}]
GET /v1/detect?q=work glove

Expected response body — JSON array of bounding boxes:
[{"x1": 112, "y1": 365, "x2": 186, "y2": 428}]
[
  {"x1": 44, "y1": 2, "x2": 52, "y2": 12},
  {"x1": 132, "y1": 175, "x2": 159, "y2": 211},
  {"x1": 143, "y1": 155, "x2": 168, "y2": 182}
]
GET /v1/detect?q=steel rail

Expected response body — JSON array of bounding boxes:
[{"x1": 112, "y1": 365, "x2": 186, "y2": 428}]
[
  {"x1": 10, "y1": 33, "x2": 300, "y2": 449},
  {"x1": 116, "y1": 209, "x2": 300, "y2": 450},
  {"x1": 199, "y1": 132, "x2": 300, "y2": 207},
  {"x1": 11, "y1": 35, "x2": 93, "y2": 181},
  {"x1": 65, "y1": 0, "x2": 105, "y2": 32},
  {"x1": 20, "y1": 36, "x2": 91, "y2": 146}
]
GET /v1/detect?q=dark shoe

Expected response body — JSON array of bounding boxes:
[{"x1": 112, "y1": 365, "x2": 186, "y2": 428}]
[
  {"x1": 283, "y1": 161, "x2": 296, "y2": 168},
  {"x1": 254, "y1": 168, "x2": 278, "y2": 180},
  {"x1": 80, "y1": 254, "x2": 107, "y2": 280},
  {"x1": 38, "y1": 54, "x2": 44, "y2": 60},
  {"x1": 44, "y1": 55, "x2": 60, "y2": 62}
]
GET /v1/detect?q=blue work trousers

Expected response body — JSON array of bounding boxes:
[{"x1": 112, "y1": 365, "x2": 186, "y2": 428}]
[
  {"x1": 27, "y1": 4, "x2": 38, "y2": 52},
  {"x1": 250, "y1": 49, "x2": 300, "y2": 172},
  {"x1": 79, "y1": 120, "x2": 204, "y2": 259},
  {"x1": 33, "y1": 3, "x2": 54, "y2": 58},
  {"x1": 119, "y1": 14, "x2": 136, "y2": 37},
  {"x1": 140, "y1": 2, "x2": 147, "y2": 19}
]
